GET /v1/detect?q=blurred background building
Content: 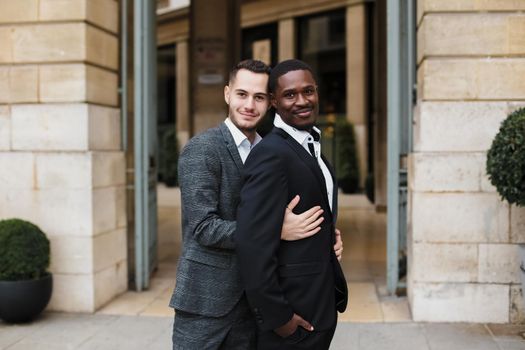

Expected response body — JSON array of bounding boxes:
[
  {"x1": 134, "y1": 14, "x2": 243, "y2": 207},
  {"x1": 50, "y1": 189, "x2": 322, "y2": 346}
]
[{"x1": 0, "y1": 0, "x2": 524, "y2": 324}]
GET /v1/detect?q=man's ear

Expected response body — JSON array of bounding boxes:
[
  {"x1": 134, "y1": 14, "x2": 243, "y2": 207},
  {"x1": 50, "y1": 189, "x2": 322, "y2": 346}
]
[
  {"x1": 224, "y1": 85, "x2": 230, "y2": 105},
  {"x1": 270, "y1": 93, "x2": 277, "y2": 109}
]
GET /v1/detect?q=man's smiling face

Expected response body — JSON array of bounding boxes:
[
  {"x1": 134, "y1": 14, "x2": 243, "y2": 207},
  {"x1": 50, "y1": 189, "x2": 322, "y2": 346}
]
[{"x1": 271, "y1": 69, "x2": 319, "y2": 130}]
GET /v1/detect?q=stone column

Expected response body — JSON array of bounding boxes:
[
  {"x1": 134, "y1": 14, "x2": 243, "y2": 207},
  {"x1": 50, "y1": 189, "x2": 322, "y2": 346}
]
[
  {"x1": 0, "y1": 0, "x2": 127, "y2": 312},
  {"x1": 373, "y1": 0, "x2": 387, "y2": 210},
  {"x1": 409, "y1": 0, "x2": 525, "y2": 323},
  {"x1": 278, "y1": 18, "x2": 295, "y2": 61},
  {"x1": 346, "y1": 4, "x2": 368, "y2": 190},
  {"x1": 190, "y1": 0, "x2": 240, "y2": 135},
  {"x1": 176, "y1": 40, "x2": 190, "y2": 148}
]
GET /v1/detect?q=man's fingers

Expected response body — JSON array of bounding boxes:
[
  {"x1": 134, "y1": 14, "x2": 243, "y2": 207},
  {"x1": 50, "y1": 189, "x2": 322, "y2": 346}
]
[
  {"x1": 287, "y1": 195, "x2": 300, "y2": 211},
  {"x1": 304, "y1": 217, "x2": 324, "y2": 232},
  {"x1": 299, "y1": 318, "x2": 314, "y2": 331},
  {"x1": 300, "y1": 207, "x2": 323, "y2": 225},
  {"x1": 335, "y1": 228, "x2": 341, "y2": 236},
  {"x1": 302, "y1": 226, "x2": 321, "y2": 238}
]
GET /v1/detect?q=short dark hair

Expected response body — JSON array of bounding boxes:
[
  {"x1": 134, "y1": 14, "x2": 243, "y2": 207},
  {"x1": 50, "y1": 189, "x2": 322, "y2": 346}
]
[
  {"x1": 268, "y1": 59, "x2": 316, "y2": 93},
  {"x1": 229, "y1": 59, "x2": 271, "y2": 85}
]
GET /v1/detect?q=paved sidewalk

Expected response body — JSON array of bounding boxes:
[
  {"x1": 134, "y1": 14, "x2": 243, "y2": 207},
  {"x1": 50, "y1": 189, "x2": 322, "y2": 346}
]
[{"x1": 1, "y1": 312, "x2": 525, "y2": 350}]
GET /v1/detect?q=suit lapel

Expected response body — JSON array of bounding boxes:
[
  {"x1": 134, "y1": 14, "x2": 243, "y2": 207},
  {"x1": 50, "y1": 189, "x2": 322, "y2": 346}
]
[
  {"x1": 219, "y1": 122, "x2": 243, "y2": 173},
  {"x1": 273, "y1": 128, "x2": 332, "y2": 211},
  {"x1": 322, "y1": 154, "x2": 338, "y2": 222}
]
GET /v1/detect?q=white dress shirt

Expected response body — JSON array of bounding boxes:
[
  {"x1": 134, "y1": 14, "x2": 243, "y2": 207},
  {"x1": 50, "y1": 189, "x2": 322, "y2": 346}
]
[
  {"x1": 224, "y1": 117, "x2": 262, "y2": 164},
  {"x1": 273, "y1": 114, "x2": 334, "y2": 211}
]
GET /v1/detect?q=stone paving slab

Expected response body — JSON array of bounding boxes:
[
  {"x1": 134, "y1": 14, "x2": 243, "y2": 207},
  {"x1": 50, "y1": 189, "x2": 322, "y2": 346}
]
[{"x1": 1, "y1": 313, "x2": 525, "y2": 350}]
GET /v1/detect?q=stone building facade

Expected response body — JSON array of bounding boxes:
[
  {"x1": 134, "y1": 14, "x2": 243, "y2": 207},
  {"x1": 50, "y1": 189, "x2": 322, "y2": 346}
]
[
  {"x1": 0, "y1": 0, "x2": 524, "y2": 324},
  {"x1": 0, "y1": 0, "x2": 127, "y2": 312},
  {"x1": 410, "y1": 0, "x2": 525, "y2": 323}
]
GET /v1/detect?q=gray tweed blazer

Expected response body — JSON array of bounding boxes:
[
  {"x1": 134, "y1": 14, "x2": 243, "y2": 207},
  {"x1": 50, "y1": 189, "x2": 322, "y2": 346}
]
[{"x1": 169, "y1": 122, "x2": 245, "y2": 317}]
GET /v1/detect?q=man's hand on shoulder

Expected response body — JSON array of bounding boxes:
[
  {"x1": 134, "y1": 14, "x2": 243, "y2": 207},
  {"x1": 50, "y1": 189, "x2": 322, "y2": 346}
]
[{"x1": 274, "y1": 313, "x2": 314, "y2": 338}]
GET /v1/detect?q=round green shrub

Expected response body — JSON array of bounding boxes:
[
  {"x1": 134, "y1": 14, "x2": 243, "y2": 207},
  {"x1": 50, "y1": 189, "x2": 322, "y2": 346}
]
[
  {"x1": 486, "y1": 107, "x2": 525, "y2": 206},
  {"x1": 0, "y1": 219, "x2": 50, "y2": 281}
]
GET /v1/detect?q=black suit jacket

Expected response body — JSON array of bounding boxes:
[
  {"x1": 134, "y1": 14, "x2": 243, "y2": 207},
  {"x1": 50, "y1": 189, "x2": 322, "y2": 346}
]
[{"x1": 235, "y1": 127, "x2": 348, "y2": 333}]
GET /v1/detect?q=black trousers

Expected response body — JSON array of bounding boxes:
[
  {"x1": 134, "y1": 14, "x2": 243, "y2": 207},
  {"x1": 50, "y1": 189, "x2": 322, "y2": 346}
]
[{"x1": 257, "y1": 324, "x2": 337, "y2": 350}]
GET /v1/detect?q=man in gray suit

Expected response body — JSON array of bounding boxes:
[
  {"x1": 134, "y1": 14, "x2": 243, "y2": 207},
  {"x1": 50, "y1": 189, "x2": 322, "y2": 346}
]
[{"x1": 170, "y1": 60, "x2": 342, "y2": 349}]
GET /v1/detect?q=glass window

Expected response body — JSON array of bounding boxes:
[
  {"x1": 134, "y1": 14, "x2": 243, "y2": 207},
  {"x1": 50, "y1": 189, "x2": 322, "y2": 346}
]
[
  {"x1": 298, "y1": 10, "x2": 346, "y2": 115},
  {"x1": 242, "y1": 22, "x2": 278, "y2": 67}
]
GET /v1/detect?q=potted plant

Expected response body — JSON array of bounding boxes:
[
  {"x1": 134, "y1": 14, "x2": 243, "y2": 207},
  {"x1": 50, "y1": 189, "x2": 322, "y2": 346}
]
[
  {"x1": 0, "y1": 218, "x2": 52, "y2": 323},
  {"x1": 486, "y1": 107, "x2": 525, "y2": 303}
]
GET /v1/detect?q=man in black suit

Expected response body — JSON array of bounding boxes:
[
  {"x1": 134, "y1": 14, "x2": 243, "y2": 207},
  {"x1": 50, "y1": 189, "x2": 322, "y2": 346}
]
[
  {"x1": 171, "y1": 60, "x2": 342, "y2": 350},
  {"x1": 236, "y1": 59, "x2": 348, "y2": 349}
]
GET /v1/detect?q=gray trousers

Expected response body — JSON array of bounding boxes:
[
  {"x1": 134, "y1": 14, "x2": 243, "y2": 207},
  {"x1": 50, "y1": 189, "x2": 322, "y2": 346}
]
[{"x1": 172, "y1": 296, "x2": 257, "y2": 350}]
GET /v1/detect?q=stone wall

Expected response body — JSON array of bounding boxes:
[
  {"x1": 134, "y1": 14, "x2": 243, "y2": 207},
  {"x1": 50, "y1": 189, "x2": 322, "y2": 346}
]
[
  {"x1": 0, "y1": 0, "x2": 127, "y2": 312},
  {"x1": 409, "y1": 0, "x2": 525, "y2": 323}
]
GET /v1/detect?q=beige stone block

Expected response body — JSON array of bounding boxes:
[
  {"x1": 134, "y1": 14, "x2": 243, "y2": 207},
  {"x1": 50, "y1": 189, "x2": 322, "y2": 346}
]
[
  {"x1": 12, "y1": 23, "x2": 84, "y2": 63},
  {"x1": 412, "y1": 243, "x2": 478, "y2": 282},
  {"x1": 116, "y1": 186, "x2": 127, "y2": 229},
  {"x1": 418, "y1": 14, "x2": 525, "y2": 61},
  {"x1": 0, "y1": 27, "x2": 13, "y2": 62},
  {"x1": 86, "y1": 25, "x2": 118, "y2": 70},
  {"x1": 0, "y1": 187, "x2": 93, "y2": 237},
  {"x1": 411, "y1": 282, "x2": 509, "y2": 323},
  {"x1": 94, "y1": 260, "x2": 128, "y2": 310},
  {"x1": 0, "y1": 153, "x2": 34, "y2": 189},
  {"x1": 511, "y1": 205, "x2": 525, "y2": 243},
  {"x1": 40, "y1": 64, "x2": 86, "y2": 102},
  {"x1": 419, "y1": 59, "x2": 525, "y2": 101},
  {"x1": 39, "y1": 0, "x2": 118, "y2": 33},
  {"x1": 92, "y1": 152, "x2": 126, "y2": 188},
  {"x1": 86, "y1": 65, "x2": 118, "y2": 106},
  {"x1": 412, "y1": 193, "x2": 509, "y2": 243},
  {"x1": 0, "y1": 0, "x2": 38, "y2": 23},
  {"x1": 410, "y1": 153, "x2": 483, "y2": 192},
  {"x1": 10, "y1": 66, "x2": 39, "y2": 102},
  {"x1": 11, "y1": 104, "x2": 89, "y2": 151},
  {"x1": 36, "y1": 188, "x2": 93, "y2": 237},
  {"x1": 36, "y1": 153, "x2": 91, "y2": 189},
  {"x1": 0, "y1": 189, "x2": 40, "y2": 227},
  {"x1": 508, "y1": 16, "x2": 525, "y2": 55},
  {"x1": 88, "y1": 105, "x2": 121, "y2": 150},
  {"x1": 49, "y1": 236, "x2": 93, "y2": 274},
  {"x1": 510, "y1": 285, "x2": 525, "y2": 324},
  {"x1": 414, "y1": 101, "x2": 525, "y2": 152},
  {"x1": 39, "y1": 0, "x2": 85, "y2": 21},
  {"x1": 0, "y1": 69, "x2": 8, "y2": 103},
  {"x1": 93, "y1": 228, "x2": 126, "y2": 272},
  {"x1": 0, "y1": 106, "x2": 11, "y2": 150},
  {"x1": 479, "y1": 154, "x2": 497, "y2": 193},
  {"x1": 93, "y1": 187, "x2": 117, "y2": 235},
  {"x1": 48, "y1": 273, "x2": 95, "y2": 312},
  {"x1": 420, "y1": 0, "x2": 525, "y2": 14},
  {"x1": 87, "y1": 0, "x2": 119, "y2": 34},
  {"x1": 0, "y1": 66, "x2": 39, "y2": 103},
  {"x1": 479, "y1": 244, "x2": 521, "y2": 283}
]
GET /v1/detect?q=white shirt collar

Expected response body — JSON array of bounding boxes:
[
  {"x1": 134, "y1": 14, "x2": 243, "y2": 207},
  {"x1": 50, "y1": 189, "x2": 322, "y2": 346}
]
[
  {"x1": 273, "y1": 114, "x2": 321, "y2": 145},
  {"x1": 224, "y1": 117, "x2": 261, "y2": 147}
]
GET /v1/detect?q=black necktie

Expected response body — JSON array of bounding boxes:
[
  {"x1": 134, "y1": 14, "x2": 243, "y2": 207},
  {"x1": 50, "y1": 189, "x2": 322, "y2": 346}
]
[{"x1": 307, "y1": 129, "x2": 320, "y2": 158}]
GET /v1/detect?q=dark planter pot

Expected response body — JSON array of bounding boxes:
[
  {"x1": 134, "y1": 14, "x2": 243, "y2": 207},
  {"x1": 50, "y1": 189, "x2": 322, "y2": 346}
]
[{"x1": 0, "y1": 273, "x2": 53, "y2": 323}]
